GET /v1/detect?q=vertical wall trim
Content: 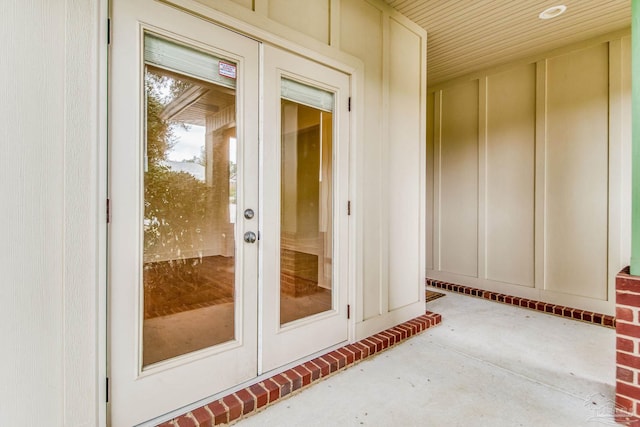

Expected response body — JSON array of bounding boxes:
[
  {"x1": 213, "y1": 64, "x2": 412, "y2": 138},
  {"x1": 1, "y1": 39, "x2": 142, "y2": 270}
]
[
  {"x1": 631, "y1": 0, "x2": 640, "y2": 276},
  {"x1": 609, "y1": 39, "x2": 623, "y2": 302},
  {"x1": 65, "y1": 0, "x2": 108, "y2": 425},
  {"x1": 534, "y1": 60, "x2": 548, "y2": 291},
  {"x1": 478, "y1": 77, "x2": 488, "y2": 280},
  {"x1": 425, "y1": 93, "x2": 434, "y2": 272},
  {"x1": 254, "y1": 0, "x2": 268, "y2": 16},
  {"x1": 622, "y1": 35, "x2": 633, "y2": 270},
  {"x1": 419, "y1": 21, "x2": 427, "y2": 297},
  {"x1": 380, "y1": 7, "x2": 390, "y2": 314},
  {"x1": 98, "y1": 0, "x2": 109, "y2": 423},
  {"x1": 348, "y1": 3, "x2": 367, "y2": 325},
  {"x1": 433, "y1": 90, "x2": 443, "y2": 271}
]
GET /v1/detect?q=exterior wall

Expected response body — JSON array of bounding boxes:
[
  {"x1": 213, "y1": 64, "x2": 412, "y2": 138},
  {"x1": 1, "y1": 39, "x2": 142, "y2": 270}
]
[
  {"x1": 1, "y1": 0, "x2": 424, "y2": 425},
  {"x1": 0, "y1": 0, "x2": 106, "y2": 426},
  {"x1": 427, "y1": 31, "x2": 631, "y2": 315}
]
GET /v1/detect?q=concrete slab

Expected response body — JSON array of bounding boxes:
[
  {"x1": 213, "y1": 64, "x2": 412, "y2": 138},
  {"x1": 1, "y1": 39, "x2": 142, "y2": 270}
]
[{"x1": 234, "y1": 290, "x2": 616, "y2": 426}]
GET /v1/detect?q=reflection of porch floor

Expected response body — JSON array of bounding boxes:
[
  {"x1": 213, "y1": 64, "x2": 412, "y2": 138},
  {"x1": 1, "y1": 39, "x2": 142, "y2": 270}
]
[
  {"x1": 143, "y1": 290, "x2": 333, "y2": 366},
  {"x1": 144, "y1": 256, "x2": 332, "y2": 322},
  {"x1": 281, "y1": 288, "x2": 332, "y2": 324},
  {"x1": 143, "y1": 256, "x2": 332, "y2": 365},
  {"x1": 144, "y1": 302, "x2": 234, "y2": 366},
  {"x1": 144, "y1": 256, "x2": 234, "y2": 319}
]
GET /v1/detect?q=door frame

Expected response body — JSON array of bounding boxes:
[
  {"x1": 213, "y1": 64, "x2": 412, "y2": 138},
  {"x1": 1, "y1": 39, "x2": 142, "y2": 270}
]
[{"x1": 106, "y1": 0, "x2": 363, "y2": 425}]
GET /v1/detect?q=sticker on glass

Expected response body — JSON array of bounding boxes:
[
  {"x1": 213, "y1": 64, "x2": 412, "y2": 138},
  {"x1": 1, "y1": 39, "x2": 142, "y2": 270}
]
[{"x1": 219, "y1": 62, "x2": 237, "y2": 79}]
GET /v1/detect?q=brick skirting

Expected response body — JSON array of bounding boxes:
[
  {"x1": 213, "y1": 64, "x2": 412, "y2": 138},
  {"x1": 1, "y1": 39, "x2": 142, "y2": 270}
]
[
  {"x1": 157, "y1": 311, "x2": 442, "y2": 426},
  {"x1": 426, "y1": 278, "x2": 615, "y2": 329},
  {"x1": 615, "y1": 267, "x2": 640, "y2": 424}
]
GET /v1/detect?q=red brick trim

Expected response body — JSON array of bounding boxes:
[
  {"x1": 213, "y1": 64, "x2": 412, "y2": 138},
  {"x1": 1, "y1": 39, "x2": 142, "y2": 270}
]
[
  {"x1": 615, "y1": 268, "x2": 640, "y2": 424},
  {"x1": 157, "y1": 311, "x2": 442, "y2": 426},
  {"x1": 426, "y1": 278, "x2": 615, "y2": 329}
]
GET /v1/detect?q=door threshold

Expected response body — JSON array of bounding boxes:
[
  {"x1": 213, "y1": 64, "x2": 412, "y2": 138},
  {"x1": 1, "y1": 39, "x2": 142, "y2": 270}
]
[{"x1": 156, "y1": 311, "x2": 442, "y2": 426}]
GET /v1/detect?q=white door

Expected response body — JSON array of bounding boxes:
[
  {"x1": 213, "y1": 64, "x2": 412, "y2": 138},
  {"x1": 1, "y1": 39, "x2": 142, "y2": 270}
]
[
  {"x1": 261, "y1": 46, "x2": 351, "y2": 372},
  {"x1": 109, "y1": 1, "x2": 259, "y2": 425},
  {"x1": 109, "y1": 2, "x2": 351, "y2": 425}
]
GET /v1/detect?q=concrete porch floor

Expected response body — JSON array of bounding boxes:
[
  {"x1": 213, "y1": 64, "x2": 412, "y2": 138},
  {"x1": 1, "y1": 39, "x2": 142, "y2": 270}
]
[{"x1": 235, "y1": 289, "x2": 616, "y2": 426}]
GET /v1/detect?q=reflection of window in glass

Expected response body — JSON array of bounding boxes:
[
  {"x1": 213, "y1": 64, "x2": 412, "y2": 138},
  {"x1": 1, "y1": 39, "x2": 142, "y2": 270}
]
[
  {"x1": 142, "y1": 33, "x2": 239, "y2": 367},
  {"x1": 279, "y1": 78, "x2": 335, "y2": 325}
]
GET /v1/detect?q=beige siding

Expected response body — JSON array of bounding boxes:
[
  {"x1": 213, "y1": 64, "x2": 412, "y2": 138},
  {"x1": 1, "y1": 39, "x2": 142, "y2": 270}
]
[
  {"x1": 388, "y1": 17, "x2": 423, "y2": 310},
  {"x1": 545, "y1": 43, "x2": 609, "y2": 300},
  {"x1": 1, "y1": 1, "x2": 65, "y2": 422},
  {"x1": 485, "y1": 64, "x2": 535, "y2": 287},
  {"x1": 438, "y1": 80, "x2": 479, "y2": 277},
  {"x1": 268, "y1": 0, "x2": 330, "y2": 44},
  {"x1": 427, "y1": 34, "x2": 630, "y2": 314}
]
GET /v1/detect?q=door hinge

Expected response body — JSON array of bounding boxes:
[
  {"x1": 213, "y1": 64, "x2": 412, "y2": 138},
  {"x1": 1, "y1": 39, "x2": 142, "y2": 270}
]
[
  {"x1": 106, "y1": 198, "x2": 110, "y2": 223},
  {"x1": 105, "y1": 377, "x2": 110, "y2": 403},
  {"x1": 107, "y1": 18, "x2": 111, "y2": 45},
  {"x1": 347, "y1": 200, "x2": 351, "y2": 216},
  {"x1": 348, "y1": 97, "x2": 351, "y2": 112},
  {"x1": 347, "y1": 304, "x2": 351, "y2": 319}
]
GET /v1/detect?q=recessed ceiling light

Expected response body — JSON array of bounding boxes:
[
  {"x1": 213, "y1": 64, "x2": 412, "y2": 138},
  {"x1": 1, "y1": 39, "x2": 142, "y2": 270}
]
[{"x1": 539, "y1": 5, "x2": 567, "y2": 19}]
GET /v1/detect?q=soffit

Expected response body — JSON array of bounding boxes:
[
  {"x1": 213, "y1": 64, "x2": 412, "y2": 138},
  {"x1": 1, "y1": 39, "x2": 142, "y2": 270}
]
[{"x1": 383, "y1": 0, "x2": 631, "y2": 86}]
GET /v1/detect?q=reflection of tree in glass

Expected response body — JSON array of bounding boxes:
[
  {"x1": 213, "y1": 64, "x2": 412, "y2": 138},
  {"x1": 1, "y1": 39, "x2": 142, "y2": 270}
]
[{"x1": 144, "y1": 68, "x2": 210, "y2": 286}]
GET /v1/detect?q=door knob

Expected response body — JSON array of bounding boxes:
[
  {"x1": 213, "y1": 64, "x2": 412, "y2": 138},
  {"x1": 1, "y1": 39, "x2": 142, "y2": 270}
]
[
  {"x1": 244, "y1": 208, "x2": 255, "y2": 219},
  {"x1": 244, "y1": 231, "x2": 257, "y2": 243}
]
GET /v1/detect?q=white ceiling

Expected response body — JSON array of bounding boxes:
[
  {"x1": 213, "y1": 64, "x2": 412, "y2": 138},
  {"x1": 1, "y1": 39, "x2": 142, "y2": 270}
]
[{"x1": 383, "y1": 0, "x2": 631, "y2": 86}]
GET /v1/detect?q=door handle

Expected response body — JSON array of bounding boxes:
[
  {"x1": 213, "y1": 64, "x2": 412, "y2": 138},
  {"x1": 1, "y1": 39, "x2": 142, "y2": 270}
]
[{"x1": 244, "y1": 231, "x2": 257, "y2": 243}]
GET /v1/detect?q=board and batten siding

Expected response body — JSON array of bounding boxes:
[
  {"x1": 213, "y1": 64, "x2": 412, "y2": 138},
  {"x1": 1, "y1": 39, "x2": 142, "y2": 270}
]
[{"x1": 427, "y1": 32, "x2": 631, "y2": 315}]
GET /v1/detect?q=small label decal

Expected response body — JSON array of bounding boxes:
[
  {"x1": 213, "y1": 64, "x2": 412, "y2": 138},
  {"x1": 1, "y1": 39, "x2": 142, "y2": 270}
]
[{"x1": 219, "y1": 61, "x2": 237, "y2": 79}]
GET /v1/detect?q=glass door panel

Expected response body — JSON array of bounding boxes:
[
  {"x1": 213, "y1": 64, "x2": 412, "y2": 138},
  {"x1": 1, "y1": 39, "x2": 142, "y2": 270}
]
[
  {"x1": 280, "y1": 96, "x2": 334, "y2": 325},
  {"x1": 142, "y1": 34, "x2": 239, "y2": 366},
  {"x1": 109, "y1": 2, "x2": 259, "y2": 423}
]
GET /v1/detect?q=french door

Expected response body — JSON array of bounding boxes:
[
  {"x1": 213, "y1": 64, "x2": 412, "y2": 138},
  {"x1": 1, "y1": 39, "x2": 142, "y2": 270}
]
[
  {"x1": 261, "y1": 45, "x2": 350, "y2": 372},
  {"x1": 109, "y1": 1, "x2": 349, "y2": 425}
]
